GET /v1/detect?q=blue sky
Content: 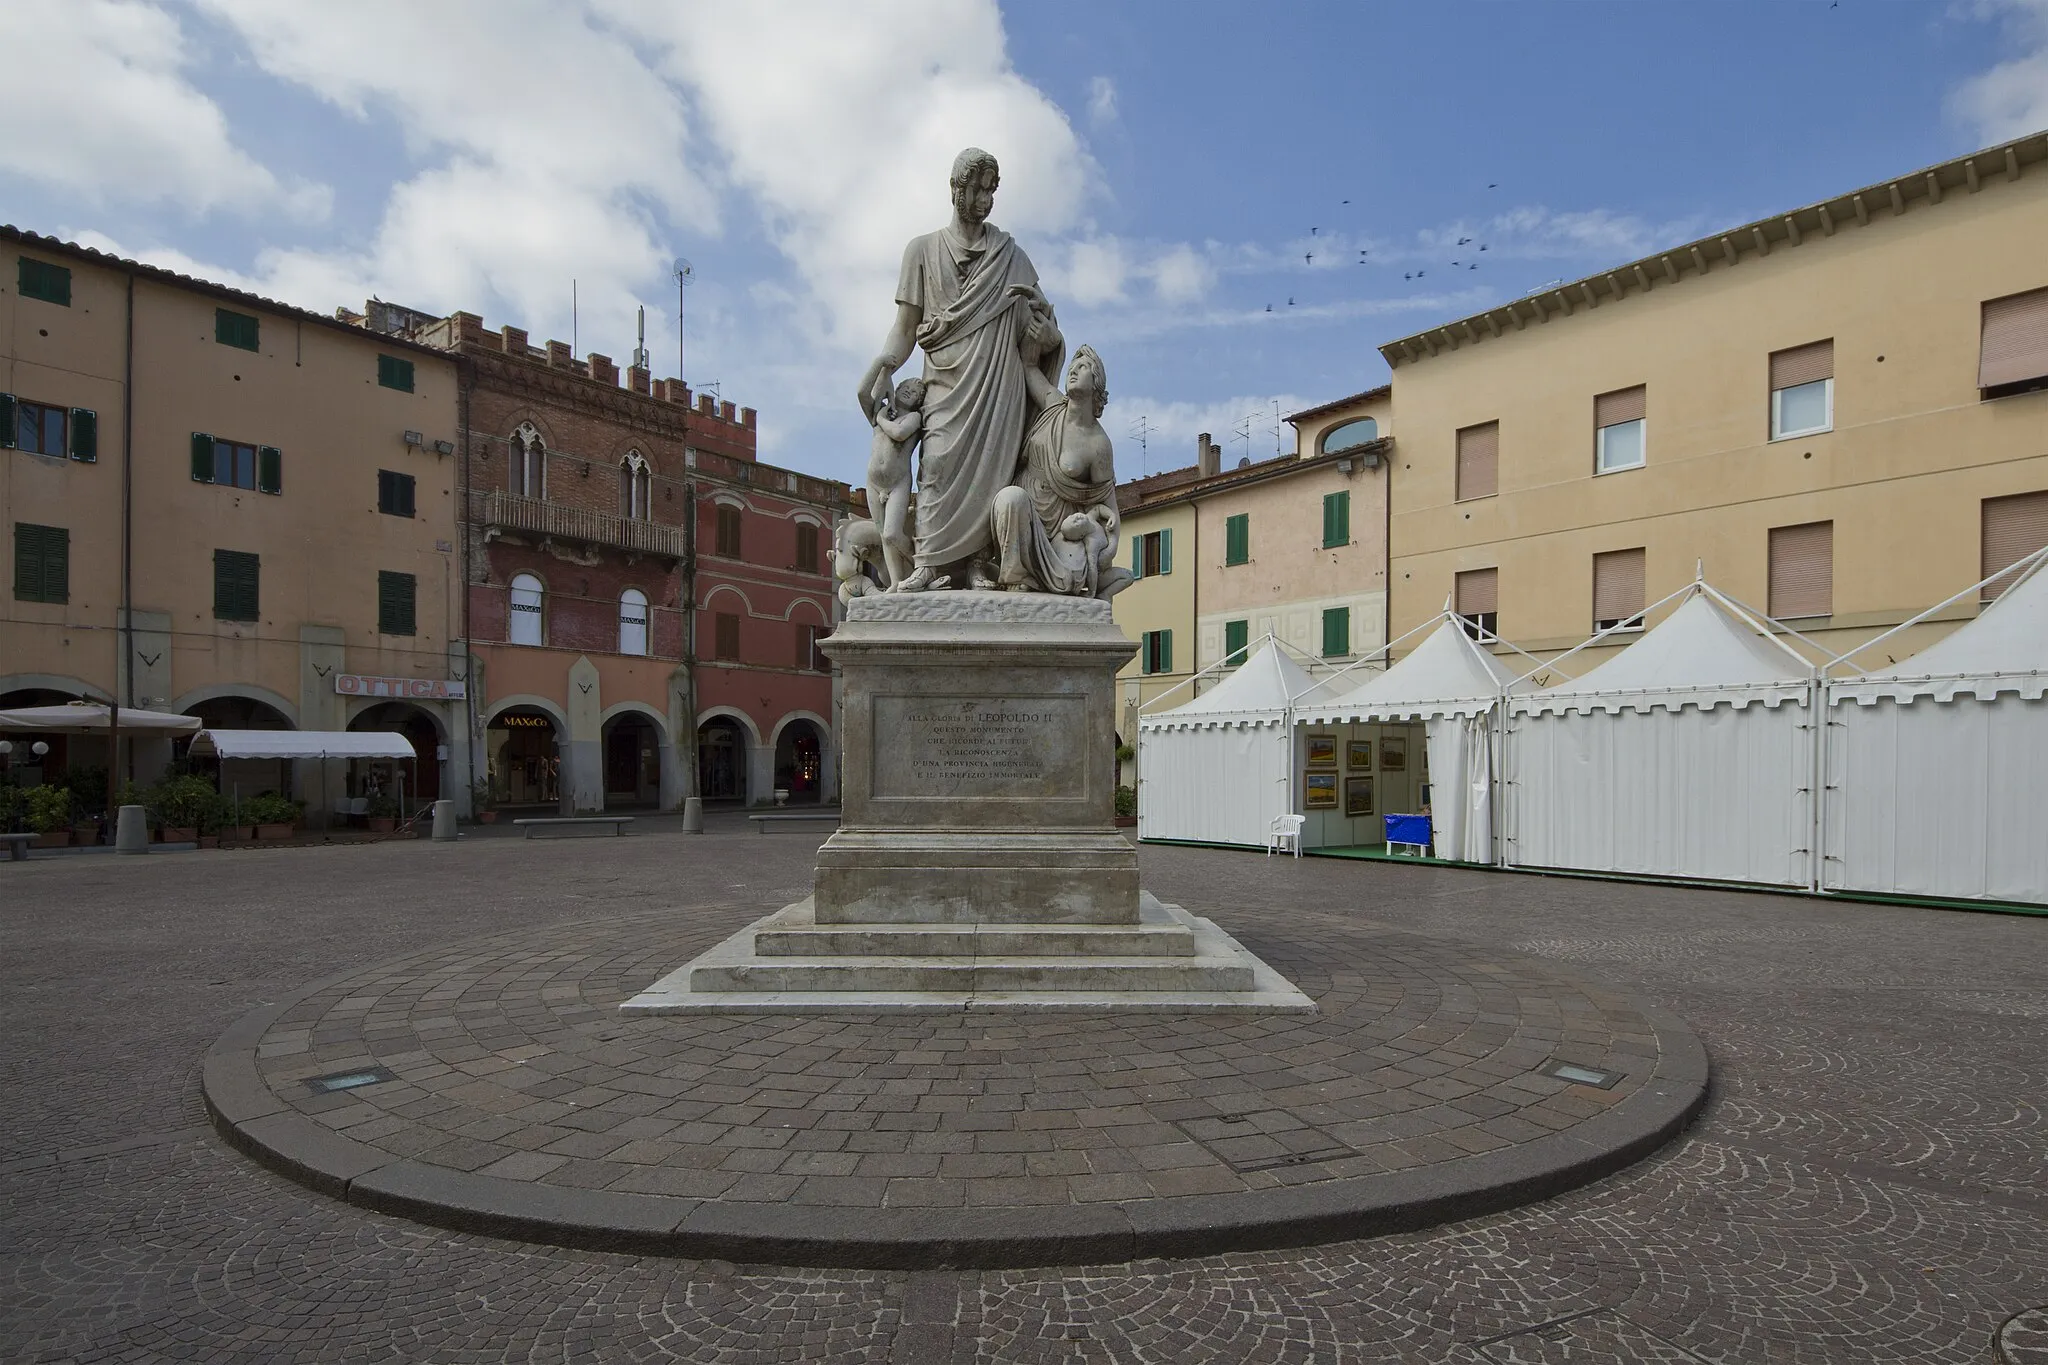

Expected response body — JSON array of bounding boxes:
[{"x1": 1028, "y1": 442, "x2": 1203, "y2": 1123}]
[{"x1": 5, "y1": 1, "x2": 2044, "y2": 487}]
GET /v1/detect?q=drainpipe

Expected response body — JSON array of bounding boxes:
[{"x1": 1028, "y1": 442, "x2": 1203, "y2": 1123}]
[
  {"x1": 680, "y1": 479, "x2": 703, "y2": 832},
  {"x1": 456, "y1": 355, "x2": 477, "y2": 813},
  {"x1": 110, "y1": 270, "x2": 135, "y2": 827}
]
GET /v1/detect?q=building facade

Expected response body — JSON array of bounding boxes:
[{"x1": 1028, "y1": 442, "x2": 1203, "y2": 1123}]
[
  {"x1": 3, "y1": 229, "x2": 465, "y2": 817},
  {"x1": 421, "y1": 310, "x2": 849, "y2": 812},
  {"x1": 1381, "y1": 133, "x2": 2048, "y2": 669}
]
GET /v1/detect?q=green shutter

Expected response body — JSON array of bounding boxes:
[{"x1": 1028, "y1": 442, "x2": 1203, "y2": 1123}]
[
  {"x1": 0, "y1": 393, "x2": 15, "y2": 449},
  {"x1": 1131, "y1": 534, "x2": 1143, "y2": 580},
  {"x1": 15, "y1": 523, "x2": 69, "y2": 604},
  {"x1": 1224, "y1": 619, "x2": 1248, "y2": 664},
  {"x1": 379, "y1": 570, "x2": 417, "y2": 635},
  {"x1": 216, "y1": 308, "x2": 259, "y2": 351},
  {"x1": 1322, "y1": 606, "x2": 1350, "y2": 658},
  {"x1": 1160, "y1": 629, "x2": 1172, "y2": 673},
  {"x1": 1336, "y1": 491, "x2": 1350, "y2": 545},
  {"x1": 19, "y1": 257, "x2": 71, "y2": 306},
  {"x1": 67, "y1": 408, "x2": 96, "y2": 462},
  {"x1": 213, "y1": 549, "x2": 259, "y2": 621},
  {"x1": 1140, "y1": 631, "x2": 1154, "y2": 675},
  {"x1": 1322, "y1": 492, "x2": 1351, "y2": 548},
  {"x1": 1225, "y1": 514, "x2": 1248, "y2": 566},
  {"x1": 378, "y1": 355, "x2": 415, "y2": 392},
  {"x1": 1159, "y1": 527, "x2": 1172, "y2": 575},
  {"x1": 257, "y1": 445, "x2": 282, "y2": 494},
  {"x1": 191, "y1": 433, "x2": 216, "y2": 482}
]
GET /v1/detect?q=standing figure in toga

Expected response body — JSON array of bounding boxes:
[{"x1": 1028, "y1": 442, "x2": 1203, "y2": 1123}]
[{"x1": 858, "y1": 147, "x2": 1062, "y2": 591}]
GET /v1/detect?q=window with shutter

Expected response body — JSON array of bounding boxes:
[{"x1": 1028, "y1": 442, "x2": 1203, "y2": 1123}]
[
  {"x1": 12, "y1": 400, "x2": 66, "y2": 457},
  {"x1": 715, "y1": 504, "x2": 743, "y2": 557},
  {"x1": 377, "y1": 355, "x2": 416, "y2": 392},
  {"x1": 1768, "y1": 521, "x2": 1833, "y2": 618},
  {"x1": 1322, "y1": 491, "x2": 1350, "y2": 548},
  {"x1": 257, "y1": 445, "x2": 281, "y2": 494},
  {"x1": 1769, "y1": 340, "x2": 1834, "y2": 439},
  {"x1": 18, "y1": 257, "x2": 71, "y2": 306},
  {"x1": 378, "y1": 570, "x2": 417, "y2": 635},
  {"x1": 1592, "y1": 547, "x2": 1647, "y2": 630},
  {"x1": 1321, "y1": 606, "x2": 1350, "y2": 658},
  {"x1": 1455, "y1": 567, "x2": 1498, "y2": 639},
  {"x1": 378, "y1": 470, "x2": 416, "y2": 517},
  {"x1": 213, "y1": 549, "x2": 259, "y2": 622},
  {"x1": 1137, "y1": 530, "x2": 1168, "y2": 577},
  {"x1": 1981, "y1": 490, "x2": 2048, "y2": 600},
  {"x1": 191, "y1": 433, "x2": 215, "y2": 482},
  {"x1": 714, "y1": 611, "x2": 740, "y2": 660},
  {"x1": 1225, "y1": 513, "x2": 1249, "y2": 565},
  {"x1": 1593, "y1": 386, "x2": 1647, "y2": 474},
  {"x1": 67, "y1": 408, "x2": 96, "y2": 462},
  {"x1": 1979, "y1": 287, "x2": 2048, "y2": 397},
  {"x1": 1223, "y1": 619, "x2": 1248, "y2": 666},
  {"x1": 215, "y1": 308, "x2": 259, "y2": 352},
  {"x1": 795, "y1": 522, "x2": 820, "y2": 573},
  {"x1": 14, "y1": 523, "x2": 69, "y2": 603},
  {"x1": 1159, "y1": 527, "x2": 1173, "y2": 574},
  {"x1": 1456, "y1": 422, "x2": 1498, "y2": 501}
]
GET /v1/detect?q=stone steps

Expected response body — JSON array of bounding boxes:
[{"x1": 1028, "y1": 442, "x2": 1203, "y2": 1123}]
[
  {"x1": 754, "y1": 915, "x2": 1198, "y2": 960},
  {"x1": 690, "y1": 954, "x2": 1255, "y2": 994}
]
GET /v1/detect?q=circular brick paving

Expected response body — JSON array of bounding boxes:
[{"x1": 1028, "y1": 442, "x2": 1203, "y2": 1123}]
[{"x1": 205, "y1": 901, "x2": 1706, "y2": 1268}]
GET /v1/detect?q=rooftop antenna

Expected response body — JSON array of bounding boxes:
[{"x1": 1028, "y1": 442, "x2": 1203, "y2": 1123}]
[
  {"x1": 673, "y1": 258, "x2": 694, "y2": 389},
  {"x1": 572, "y1": 279, "x2": 578, "y2": 356},
  {"x1": 1270, "y1": 398, "x2": 1285, "y2": 457},
  {"x1": 1127, "y1": 414, "x2": 1150, "y2": 476},
  {"x1": 1230, "y1": 409, "x2": 1258, "y2": 464},
  {"x1": 633, "y1": 304, "x2": 650, "y2": 371}
]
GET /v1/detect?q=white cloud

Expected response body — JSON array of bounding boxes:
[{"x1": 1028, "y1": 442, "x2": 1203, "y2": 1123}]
[
  {"x1": 0, "y1": 0, "x2": 327, "y2": 220},
  {"x1": 1104, "y1": 394, "x2": 1318, "y2": 473},
  {"x1": 1088, "y1": 76, "x2": 1118, "y2": 125},
  {"x1": 1952, "y1": 0, "x2": 2048, "y2": 143},
  {"x1": 1060, "y1": 238, "x2": 1130, "y2": 307},
  {"x1": 1147, "y1": 244, "x2": 1214, "y2": 304}
]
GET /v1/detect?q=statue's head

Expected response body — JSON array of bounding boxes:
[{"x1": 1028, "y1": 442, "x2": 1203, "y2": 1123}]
[
  {"x1": 1067, "y1": 344, "x2": 1108, "y2": 418},
  {"x1": 893, "y1": 376, "x2": 927, "y2": 412},
  {"x1": 949, "y1": 147, "x2": 1000, "y2": 227}
]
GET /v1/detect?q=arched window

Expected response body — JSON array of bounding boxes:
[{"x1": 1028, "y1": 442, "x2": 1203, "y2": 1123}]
[
  {"x1": 512, "y1": 424, "x2": 546, "y2": 499},
  {"x1": 509, "y1": 573, "x2": 545, "y2": 646},
  {"x1": 619, "y1": 451, "x2": 651, "y2": 520},
  {"x1": 619, "y1": 587, "x2": 649, "y2": 656},
  {"x1": 1319, "y1": 417, "x2": 1379, "y2": 455}
]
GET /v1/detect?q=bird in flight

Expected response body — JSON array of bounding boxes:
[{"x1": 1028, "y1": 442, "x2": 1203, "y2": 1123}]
[
  {"x1": 1288, "y1": 297, "x2": 1295, "y2": 306},
  {"x1": 1311, "y1": 226, "x2": 1319, "y2": 235},
  {"x1": 1488, "y1": 183, "x2": 1498, "y2": 189},
  {"x1": 1304, "y1": 251, "x2": 1314, "y2": 265},
  {"x1": 1457, "y1": 236, "x2": 1472, "y2": 246},
  {"x1": 1417, "y1": 269, "x2": 1426, "y2": 278},
  {"x1": 1404, "y1": 272, "x2": 1412, "y2": 280},
  {"x1": 1480, "y1": 244, "x2": 1488, "y2": 251}
]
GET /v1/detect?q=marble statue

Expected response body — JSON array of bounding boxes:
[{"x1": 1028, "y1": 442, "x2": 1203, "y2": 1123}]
[{"x1": 851, "y1": 146, "x2": 1125, "y2": 599}]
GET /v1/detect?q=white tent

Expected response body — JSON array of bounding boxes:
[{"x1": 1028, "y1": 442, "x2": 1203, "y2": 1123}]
[
  {"x1": 188, "y1": 729, "x2": 414, "y2": 760},
  {"x1": 1137, "y1": 641, "x2": 1316, "y2": 847},
  {"x1": 1825, "y1": 556, "x2": 2048, "y2": 906},
  {"x1": 1505, "y1": 588, "x2": 1818, "y2": 888},
  {"x1": 1295, "y1": 617, "x2": 1518, "y2": 861}
]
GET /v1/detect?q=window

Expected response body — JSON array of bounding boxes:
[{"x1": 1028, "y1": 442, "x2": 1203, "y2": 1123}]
[
  {"x1": 508, "y1": 573, "x2": 545, "y2": 646},
  {"x1": 1769, "y1": 340, "x2": 1834, "y2": 439},
  {"x1": 190, "y1": 434, "x2": 280, "y2": 493},
  {"x1": 1224, "y1": 513, "x2": 1249, "y2": 566},
  {"x1": 794, "y1": 522, "x2": 821, "y2": 573},
  {"x1": 1140, "y1": 629, "x2": 1173, "y2": 675},
  {"x1": 377, "y1": 354, "x2": 415, "y2": 393},
  {"x1": 619, "y1": 588, "x2": 650, "y2": 656},
  {"x1": 13, "y1": 523, "x2": 68, "y2": 604},
  {"x1": 714, "y1": 611, "x2": 741, "y2": 661},
  {"x1": 1321, "y1": 606, "x2": 1351, "y2": 658},
  {"x1": 1981, "y1": 490, "x2": 2048, "y2": 601},
  {"x1": 1322, "y1": 491, "x2": 1350, "y2": 548},
  {"x1": 512, "y1": 426, "x2": 546, "y2": 498},
  {"x1": 18, "y1": 256, "x2": 71, "y2": 306},
  {"x1": 1455, "y1": 567, "x2": 1498, "y2": 640},
  {"x1": 715, "y1": 504, "x2": 743, "y2": 557},
  {"x1": 2, "y1": 397, "x2": 94, "y2": 460},
  {"x1": 797, "y1": 621, "x2": 827, "y2": 670},
  {"x1": 378, "y1": 570, "x2": 417, "y2": 636},
  {"x1": 377, "y1": 469, "x2": 416, "y2": 517},
  {"x1": 1592, "y1": 547, "x2": 1646, "y2": 631},
  {"x1": 1456, "y1": 421, "x2": 1498, "y2": 501},
  {"x1": 213, "y1": 549, "x2": 259, "y2": 622},
  {"x1": 1593, "y1": 386, "x2": 1646, "y2": 474},
  {"x1": 1132, "y1": 528, "x2": 1171, "y2": 578},
  {"x1": 1768, "y1": 521, "x2": 1833, "y2": 619},
  {"x1": 620, "y1": 452, "x2": 651, "y2": 520},
  {"x1": 1223, "y1": 619, "x2": 1249, "y2": 666},
  {"x1": 1979, "y1": 287, "x2": 2048, "y2": 399},
  {"x1": 1319, "y1": 417, "x2": 1378, "y2": 454},
  {"x1": 215, "y1": 308, "x2": 259, "y2": 352}
]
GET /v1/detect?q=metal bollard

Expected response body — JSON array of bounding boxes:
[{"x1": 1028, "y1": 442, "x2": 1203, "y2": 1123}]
[
  {"x1": 431, "y1": 799, "x2": 456, "y2": 842},
  {"x1": 116, "y1": 804, "x2": 149, "y2": 854}
]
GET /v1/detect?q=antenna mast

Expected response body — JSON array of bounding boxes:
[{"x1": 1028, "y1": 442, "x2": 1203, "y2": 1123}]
[
  {"x1": 673, "y1": 258, "x2": 695, "y2": 392},
  {"x1": 1127, "y1": 415, "x2": 1149, "y2": 476},
  {"x1": 633, "y1": 304, "x2": 650, "y2": 371}
]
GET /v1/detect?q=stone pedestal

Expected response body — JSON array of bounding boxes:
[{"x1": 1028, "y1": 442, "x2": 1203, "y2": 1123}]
[{"x1": 624, "y1": 592, "x2": 1311, "y2": 1014}]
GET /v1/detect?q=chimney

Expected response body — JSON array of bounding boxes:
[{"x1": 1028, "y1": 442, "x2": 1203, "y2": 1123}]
[{"x1": 1197, "y1": 432, "x2": 1221, "y2": 478}]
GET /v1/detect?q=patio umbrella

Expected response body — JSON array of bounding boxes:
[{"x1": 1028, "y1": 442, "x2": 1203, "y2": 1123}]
[{"x1": 0, "y1": 702, "x2": 202, "y2": 734}]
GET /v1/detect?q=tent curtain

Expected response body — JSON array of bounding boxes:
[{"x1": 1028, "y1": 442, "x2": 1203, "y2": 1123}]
[
  {"x1": 1136, "y1": 720, "x2": 1292, "y2": 848},
  {"x1": 1423, "y1": 714, "x2": 1495, "y2": 863}
]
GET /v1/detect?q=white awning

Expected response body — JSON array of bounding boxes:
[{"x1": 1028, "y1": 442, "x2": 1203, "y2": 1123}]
[
  {"x1": 190, "y1": 729, "x2": 417, "y2": 760},
  {"x1": 1295, "y1": 617, "x2": 1518, "y2": 724},
  {"x1": 1512, "y1": 590, "x2": 1812, "y2": 716},
  {"x1": 0, "y1": 702, "x2": 202, "y2": 734},
  {"x1": 1139, "y1": 641, "x2": 1319, "y2": 731}
]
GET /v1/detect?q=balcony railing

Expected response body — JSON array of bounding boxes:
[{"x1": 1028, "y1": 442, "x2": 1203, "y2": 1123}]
[{"x1": 470, "y1": 489, "x2": 685, "y2": 559}]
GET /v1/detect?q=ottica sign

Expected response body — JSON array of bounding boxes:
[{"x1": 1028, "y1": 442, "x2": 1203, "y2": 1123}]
[{"x1": 333, "y1": 674, "x2": 467, "y2": 700}]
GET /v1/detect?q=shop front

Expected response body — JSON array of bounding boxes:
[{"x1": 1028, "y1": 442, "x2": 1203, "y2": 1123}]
[{"x1": 489, "y1": 707, "x2": 563, "y2": 808}]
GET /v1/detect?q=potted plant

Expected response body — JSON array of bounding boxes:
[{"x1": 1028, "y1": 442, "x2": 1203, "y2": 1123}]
[
  {"x1": 470, "y1": 778, "x2": 497, "y2": 824},
  {"x1": 214, "y1": 791, "x2": 253, "y2": 843},
  {"x1": 1113, "y1": 783, "x2": 1138, "y2": 829},
  {"x1": 365, "y1": 792, "x2": 400, "y2": 834},
  {"x1": 26, "y1": 785, "x2": 74, "y2": 847},
  {"x1": 148, "y1": 774, "x2": 213, "y2": 844},
  {"x1": 0, "y1": 783, "x2": 24, "y2": 836},
  {"x1": 247, "y1": 793, "x2": 300, "y2": 840}
]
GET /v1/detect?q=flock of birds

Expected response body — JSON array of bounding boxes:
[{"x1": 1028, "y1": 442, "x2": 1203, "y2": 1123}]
[{"x1": 1266, "y1": 184, "x2": 1501, "y2": 311}]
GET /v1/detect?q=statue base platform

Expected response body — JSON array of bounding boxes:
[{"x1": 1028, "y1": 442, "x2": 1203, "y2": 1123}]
[{"x1": 628, "y1": 590, "x2": 1310, "y2": 1015}]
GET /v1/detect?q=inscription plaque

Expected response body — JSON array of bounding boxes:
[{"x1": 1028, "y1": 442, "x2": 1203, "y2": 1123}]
[{"x1": 871, "y1": 694, "x2": 1087, "y2": 801}]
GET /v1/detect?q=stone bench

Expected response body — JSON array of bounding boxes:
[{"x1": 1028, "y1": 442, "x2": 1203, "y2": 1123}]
[
  {"x1": 2, "y1": 832, "x2": 35, "y2": 861},
  {"x1": 748, "y1": 812, "x2": 840, "y2": 834},
  {"x1": 512, "y1": 817, "x2": 634, "y2": 839}
]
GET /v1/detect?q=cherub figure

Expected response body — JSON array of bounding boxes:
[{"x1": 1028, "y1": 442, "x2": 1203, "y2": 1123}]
[
  {"x1": 1045, "y1": 507, "x2": 1119, "y2": 599},
  {"x1": 832, "y1": 517, "x2": 889, "y2": 606},
  {"x1": 860, "y1": 376, "x2": 925, "y2": 588}
]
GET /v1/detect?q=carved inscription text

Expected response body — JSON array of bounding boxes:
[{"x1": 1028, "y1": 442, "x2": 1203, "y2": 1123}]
[{"x1": 871, "y1": 694, "x2": 1086, "y2": 801}]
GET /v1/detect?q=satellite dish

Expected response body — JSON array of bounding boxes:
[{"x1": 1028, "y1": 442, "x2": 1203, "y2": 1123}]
[
  {"x1": 1237, "y1": 457, "x2": 1250, "y2": 468},
  {"x1": 674, "y1": 258, "x2": 695, "y2": 286}
]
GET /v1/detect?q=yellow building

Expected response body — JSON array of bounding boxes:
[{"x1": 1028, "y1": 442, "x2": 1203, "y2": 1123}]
[
  {"x1": 1381, "y1": 132, "x2": 2048, "y2": 670},
  {"x1": 1110, "y1": 461, "x2": 1199, "y2": 762},
  {"x1": 2, "y1": 229, "x2": 464, "y2": 817}
]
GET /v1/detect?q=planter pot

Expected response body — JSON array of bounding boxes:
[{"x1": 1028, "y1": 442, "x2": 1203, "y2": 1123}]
[
  {"x1": 222, "y1": 825, "x2": 254, "y2": 842},
  {"x1": 162, "y1": 826, "x2": 198, "y2": 844},
  {"x1": 367, "y1": 816, "x2": 397, "y2": 834},
  {"x1": 477, "y1": 810, "x2": 499, "y2": 825},
  {"x1": 34, "y1": 830, "x2": 72, "y2": 849},
  {"x1": 255, "y1": 823, "x2": 295, "y2": 841},
  {"x1": 199, "y1": 835, "x2": 220, "y2": 849},
  {"x1": 1112, "y1": 815, "x2": 1138, "y2": 828}
]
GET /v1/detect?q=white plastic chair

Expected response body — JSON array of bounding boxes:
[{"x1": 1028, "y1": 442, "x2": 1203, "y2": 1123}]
[{"x1": 1268, "y1": 813, "x2": 1304, "y2": 858}]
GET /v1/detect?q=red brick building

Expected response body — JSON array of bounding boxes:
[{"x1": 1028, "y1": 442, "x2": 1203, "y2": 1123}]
[{"x1": 414, "y1": 309, "x2": 849, "y2": 812}]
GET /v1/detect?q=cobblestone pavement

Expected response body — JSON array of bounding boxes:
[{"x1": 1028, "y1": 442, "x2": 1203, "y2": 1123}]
[{"x1": 3, "y1": 822, "x2": 2043, "y2": 1362}]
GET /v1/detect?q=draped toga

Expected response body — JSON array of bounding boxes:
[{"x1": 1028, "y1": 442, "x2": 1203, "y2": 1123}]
[
  {"x1": 895, "y1": 222, "x2": 1054, "y2": 569},
  {"x1": 991, "y1": 398, "x2": 1115, "y2": 595}
]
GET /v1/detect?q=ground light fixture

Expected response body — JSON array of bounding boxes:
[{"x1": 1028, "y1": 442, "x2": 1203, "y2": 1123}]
[{"x1": 1542, "y1": 1059, "x2": 1623, "y2": 1089}]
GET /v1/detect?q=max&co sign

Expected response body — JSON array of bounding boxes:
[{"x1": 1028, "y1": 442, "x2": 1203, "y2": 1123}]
[{"x1": 333, "y1": 674, "x2": 467, "y2": 700}]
